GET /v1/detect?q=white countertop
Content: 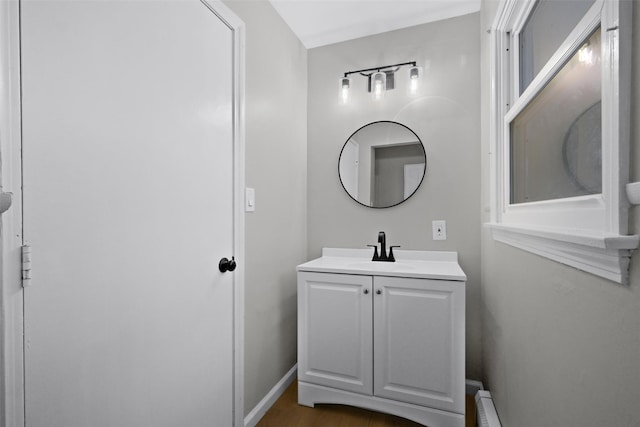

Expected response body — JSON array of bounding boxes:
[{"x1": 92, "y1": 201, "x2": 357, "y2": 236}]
[{"x1": 297, "y1": 248, "x2": 466, "y2": 281}]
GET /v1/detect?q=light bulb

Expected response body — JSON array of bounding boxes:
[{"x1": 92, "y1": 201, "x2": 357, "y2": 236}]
[
  {"x1": 578, "y1": 44, "x2": 594, "y2": 65},
  {"x1": 408, "y1": 66, "x2": 422, "y2": 95},
  {"x1": 373, "y1": 81, "x2": 384, "y2": 99},
  {"x1": 410, "y1": 77, "x2": 419, "y2": 93},
  {"x1": 339, "y1": 77, "x2": 351, "y2": 104},
  {"x1": 371, "y1": 72, "x2": 386, "y2": 100}
]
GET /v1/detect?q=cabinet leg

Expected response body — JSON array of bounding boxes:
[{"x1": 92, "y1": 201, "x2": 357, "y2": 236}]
[{"x1": 297, "y1": 382, "x2": 315, "y2": 407}]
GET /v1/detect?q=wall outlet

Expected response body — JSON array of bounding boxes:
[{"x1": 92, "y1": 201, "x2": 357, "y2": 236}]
[{"x1": 432, "y1": 220, "x2": 446, "y2": 240}]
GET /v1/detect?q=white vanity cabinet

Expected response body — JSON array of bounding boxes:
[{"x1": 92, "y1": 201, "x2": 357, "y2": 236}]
[{"x1": 297, "y1": 248, "x2": 466, "y2": 427}]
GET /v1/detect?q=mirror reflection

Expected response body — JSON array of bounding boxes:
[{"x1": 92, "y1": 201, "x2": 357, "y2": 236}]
[{"x1": 339, "y1": 121, "x2": 426, "y2": 208}]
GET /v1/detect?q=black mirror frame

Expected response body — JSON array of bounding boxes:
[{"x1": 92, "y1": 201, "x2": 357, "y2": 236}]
[{"x1": 338, "y1": 120, "x2": 427, "y2": 209}]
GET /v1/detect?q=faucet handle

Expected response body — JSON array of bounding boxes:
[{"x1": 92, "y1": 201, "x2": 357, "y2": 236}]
[
  {"x1": 367, "y1": 244, "x2": 380, "y2": 261},
  {"x1": 388, "y1": 246, "x2": 400, "y2": 262}
]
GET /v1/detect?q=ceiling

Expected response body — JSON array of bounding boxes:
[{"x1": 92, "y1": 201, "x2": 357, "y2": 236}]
[{"x1": 269, "y1": 0, "x2": 481, "y2": 49}]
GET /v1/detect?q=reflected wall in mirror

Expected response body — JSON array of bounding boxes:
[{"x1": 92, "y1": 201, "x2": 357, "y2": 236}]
[{"x1": 339, "y1": 121, "x2": 426, "y2": 208}]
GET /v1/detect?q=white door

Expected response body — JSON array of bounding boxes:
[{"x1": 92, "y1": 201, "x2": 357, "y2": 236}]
[
  {"x1": 404, "y1": 163, "x2": 425, "y2": 198},
  {"x1": 373, "y1": 276, "x2": 465, "y2": 414},
  {"x1": 297, "y1": 272, "x2": 373, "y2": 395},
  {"x1": 21, "y1": 1, "x2": 237, "y2": 425}
]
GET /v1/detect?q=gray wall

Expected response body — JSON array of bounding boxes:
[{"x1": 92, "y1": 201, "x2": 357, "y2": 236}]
[
  {"x1": 307, "y1": 13, "x2": 482, "y2": 380},
  {"x1": 222, "y1": 0, "x2": 307, "y2": 416},
  {"x1": 480, "y1": 1, "x2": 640, "y2": 425}
]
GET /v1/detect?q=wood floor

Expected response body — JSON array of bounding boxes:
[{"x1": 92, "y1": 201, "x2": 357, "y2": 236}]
[{"x1": 256, "y1": 381, "x2": 476, "y2": 427}]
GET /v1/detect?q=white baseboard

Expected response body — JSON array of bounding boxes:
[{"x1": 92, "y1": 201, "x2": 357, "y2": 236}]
[{"x1": 244, "y1": 364, "x2": 298, "y2": 427}]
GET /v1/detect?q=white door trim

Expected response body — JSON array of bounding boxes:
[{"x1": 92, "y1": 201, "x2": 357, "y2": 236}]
[
  {"x1": 1, "y1": 0, "x2": 25, "y2": 425},
  {"x1": 0, "y1": 1, "x2": 245, "y2": 425},
  {"x1": 201, "y1": 1, "x2": 247, "y2": 425}
]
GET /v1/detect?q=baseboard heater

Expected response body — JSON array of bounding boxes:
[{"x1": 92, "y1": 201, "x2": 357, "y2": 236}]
[{"x1": 475, "y1": 390, "x2": 501, "y2": 427}]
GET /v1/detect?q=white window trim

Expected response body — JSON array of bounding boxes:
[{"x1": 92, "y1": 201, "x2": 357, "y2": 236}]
[{"x1": 488, "y1": 0, "x2": 636, "y2": 284}]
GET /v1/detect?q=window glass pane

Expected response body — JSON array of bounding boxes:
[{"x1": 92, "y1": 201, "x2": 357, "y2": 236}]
[
  {"x1": 520, "y1": 0, "x2": 595, "y2": 94},
  {"x1": 510, "y1": 28, "x2": 601, "y2": 204}
]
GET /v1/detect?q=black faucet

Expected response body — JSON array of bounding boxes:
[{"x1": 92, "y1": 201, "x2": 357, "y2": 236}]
[
  {"x1": 367, "y1": 231, "x2": 399, "y2": 262},
  {"x1": 378, "y1": 231, "x2": 387, "y2": 260}
]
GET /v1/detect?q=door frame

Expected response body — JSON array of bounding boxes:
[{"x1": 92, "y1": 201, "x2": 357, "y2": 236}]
[{"x1": 0, "y1": 1, "x2": 246, "y2": 425}]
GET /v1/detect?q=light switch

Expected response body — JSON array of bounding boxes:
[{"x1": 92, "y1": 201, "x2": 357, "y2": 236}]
[{"x1": 245, "y1": 188, "x2": 255, "y2": 212}]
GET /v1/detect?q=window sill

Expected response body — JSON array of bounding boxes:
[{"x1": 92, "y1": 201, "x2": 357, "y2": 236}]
[{"x1": 486, "y1": 223, "x2": 639, "y2": 285}]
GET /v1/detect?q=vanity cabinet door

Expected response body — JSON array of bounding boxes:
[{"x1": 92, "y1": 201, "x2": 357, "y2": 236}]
[
  {"x1": 373, "y1": 277, "x2": 465, "y2": 414},
  {"x1": 298, "y1": 272, "x2": 373, "y2": 395}
]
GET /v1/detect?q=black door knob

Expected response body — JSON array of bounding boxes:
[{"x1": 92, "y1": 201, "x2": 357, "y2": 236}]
[{"x1": 219, "y1": 256, "x2": 237, "y2": 273}]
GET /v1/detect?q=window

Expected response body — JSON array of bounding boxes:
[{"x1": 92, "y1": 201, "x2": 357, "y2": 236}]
[
  {"x1": 511, "y1": 27, "x2": 601, "y2": 204},
  {"x1": 489, "y1": 0, "x2": 636, "y2": 284}
]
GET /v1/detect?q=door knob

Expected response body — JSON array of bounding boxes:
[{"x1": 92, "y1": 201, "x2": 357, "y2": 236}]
[
  {"x1": 376, "y1": 289, "x2": 382, "y2": 295},
  {"x1": 364, "y1": 289, "x2": 369, "y2": 294},
  {"x1": 219, "y1": 256, "x2": 237, "y2": 273}
]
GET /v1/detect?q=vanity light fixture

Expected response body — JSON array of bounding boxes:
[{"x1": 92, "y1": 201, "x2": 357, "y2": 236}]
[
  {"x1": 339, "y1": 77, "x2": 351, "y2": 104},
  {"x1": 408, "y1": 65, "x2": 423, "y2": 95},
  {"x1": 340, "y1": 61, "x2": 420, "y2": 103}
]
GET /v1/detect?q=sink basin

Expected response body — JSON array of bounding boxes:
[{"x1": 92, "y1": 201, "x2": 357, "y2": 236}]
[{"x1": 346, "y1": 261, "x2": 415, "y2": 272}]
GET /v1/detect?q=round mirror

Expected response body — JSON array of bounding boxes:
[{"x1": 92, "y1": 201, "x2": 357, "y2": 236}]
[{"x1": 339, "y1": 121, "x2": 426, "y2": 208}]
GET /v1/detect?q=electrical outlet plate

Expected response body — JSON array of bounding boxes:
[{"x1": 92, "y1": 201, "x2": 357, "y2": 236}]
[{"x1": 432, "y1": 220, "x2": 446, "y2": 240}]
